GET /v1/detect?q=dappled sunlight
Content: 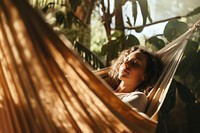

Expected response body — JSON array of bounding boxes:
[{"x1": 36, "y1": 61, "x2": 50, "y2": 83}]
[
  {"x1": 1, "y1": 0, "x2": 199, "y2": 132},
  {"x1": 0, "y1": 84, "x2": 4, "y2": 109},
  {"x1": 40, "y1": 37, "x2": 131, "y2": 131}
]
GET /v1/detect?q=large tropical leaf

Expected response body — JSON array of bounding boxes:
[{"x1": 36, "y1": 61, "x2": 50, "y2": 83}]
[
  {"x1": 146, "y1": 36, "x2": 165, "y2": 52},
  {"x1": 101, "y1": 39, "x2": 120, "y2": 62},
  {"x1": 176, "y1": 81, "x2": 196, "y2": 104},
  {"x1": 164, "y1": 20, "x2": 188, "y2": 42},
  {"x1": 124, "y1": 34, "x2": 140, "y2": 48},
  {"x1": 176, "y1": 40, "x2": 199, "y2": 79}
]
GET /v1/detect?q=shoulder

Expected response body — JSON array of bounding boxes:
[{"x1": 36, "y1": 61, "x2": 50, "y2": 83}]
[
  {"x1": 122, "y1": 91, "x2": 148, "y2": 112},
  {"x1": 124, "y1": 91, "x2": 147, "y2": 101}
]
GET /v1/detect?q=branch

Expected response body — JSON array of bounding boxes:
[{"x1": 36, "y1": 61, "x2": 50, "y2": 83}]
[{"x1": 115, "y1": 15, "x2": 183, "y2": 30}]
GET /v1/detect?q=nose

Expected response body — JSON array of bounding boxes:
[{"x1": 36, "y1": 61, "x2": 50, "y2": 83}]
[{"x1": 123, "y1": 61, "x2": 130, "y2": 69}]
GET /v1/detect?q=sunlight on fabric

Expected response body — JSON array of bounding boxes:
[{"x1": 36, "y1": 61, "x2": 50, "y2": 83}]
[
  {"x1": 0, "y1": 39, "x2": 19, "y2": 105},
  {"x1": 65, "y1": 69, "x2": 130, "y2": 132},
  {"x1": 31, "y1": 16, "x2": 132, "y2": 132},
  {"x1": 44, "y1": 43, "x2": 130, "y2": 132},
  {"x1": 13, "y1": 23, "x2": 32, "y2": 60},
  {"x1": 0, "y1": 85, "x2": 4, "y2": 108},
  {"x1": 1, "y1": 0, "x2": 199, "y2": 132},
  {"x1": 12, "y1": 11, "x2": 34, "y2": 62},
  {"x1": 1, "y1": 18, "x2": 22, "y2": 66}
]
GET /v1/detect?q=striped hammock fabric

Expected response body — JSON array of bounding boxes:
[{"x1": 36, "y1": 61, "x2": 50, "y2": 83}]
[{"x1": 0, "y1": 0, "x2": 199, "y2": 132}]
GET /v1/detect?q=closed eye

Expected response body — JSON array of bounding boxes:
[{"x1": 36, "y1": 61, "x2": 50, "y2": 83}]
[{"x1": 128, "y1": 59, "x2": 142, "y2": 67}]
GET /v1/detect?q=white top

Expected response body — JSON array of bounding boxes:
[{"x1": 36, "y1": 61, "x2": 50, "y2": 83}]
[{"x1": 115, "y1": 91, "x2": 148, "y2": 112}]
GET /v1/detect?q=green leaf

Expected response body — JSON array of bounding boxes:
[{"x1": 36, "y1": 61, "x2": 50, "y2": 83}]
[
  {"x1": 101, "y1": 40, "x2": 120, "y2": 61},
  {"x1": 109, "y1": 30, "x2": 123, "y2": 40},
  {"x1": 55, "y1": 11, "x2": 65, "y2": 25},
  {"x1": 135, "y1": 26, "x2": 144, "y2": 33},
  {"x1": 147, "y1": 11, "x2": 153, "y2": 23},
  {"x1": 137, "y1": 0, "x2": 148, "y2": 26},
  {"x1": 164, "y1": 20, "x2": 188, "y2": 42},
  {"x1": 176, "y1": 81, "x2": 196, "y2": 104},
  {"x1": 146, "y1": 36, "x2": 165, "y2": 51},
  {"x1": 124, "y1": 34, "x2": 140, "y2": 48},
  {"x1": 176, "y1": 40, "x2": 199, "y2": 79},
  {"x1": 131, "y1": 1, "x2": 137, "y2": 25},
  {"x1": 126, "y1": 15, "x2": 132, "y2": 27},
  {"x1": 192, "y1": 51, "x2": 200, "y2": 80},
  {"x1": 186, "y1": 6, "x2": 200, "y2": 17},
  {"x1": 184, "y1": 40, "x2": 199, "y2": 55},
  {"x1": 176, "y1": 49, "x2": 198, "y2": 78}
]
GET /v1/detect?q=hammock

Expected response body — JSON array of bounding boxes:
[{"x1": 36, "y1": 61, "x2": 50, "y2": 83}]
[{"x1": 0, "y1": 0, "x2": 199, "y2": 132}]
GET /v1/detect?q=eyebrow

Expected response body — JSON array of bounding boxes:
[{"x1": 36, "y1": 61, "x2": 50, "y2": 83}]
[{"x1": 130, "y1": 53, "x2": 147, "y2": 65}]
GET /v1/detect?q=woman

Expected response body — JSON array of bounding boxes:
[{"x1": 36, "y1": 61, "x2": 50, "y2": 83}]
[{"x1": 108, "y1": 45, "x2": 163, "y2": 112}]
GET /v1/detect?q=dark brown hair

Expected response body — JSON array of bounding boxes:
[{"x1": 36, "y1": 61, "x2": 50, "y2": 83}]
[{"x1": 109, "y1": 45, "x2": 163, "y2": 93}]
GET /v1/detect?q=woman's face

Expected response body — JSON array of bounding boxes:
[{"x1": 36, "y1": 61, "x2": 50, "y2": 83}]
[{"x1": 118, "y1": 50, "x2": 148, "y2": 85}]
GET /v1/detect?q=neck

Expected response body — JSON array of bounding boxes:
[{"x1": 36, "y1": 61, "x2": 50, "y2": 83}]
[{"x1": 116, "y1": 81, "x2": 138, "y2": 93}]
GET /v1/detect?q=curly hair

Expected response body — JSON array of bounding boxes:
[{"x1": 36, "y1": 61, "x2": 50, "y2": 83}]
[{"x1": 108, "y1": 45, "x2": 163, "y2": 93}]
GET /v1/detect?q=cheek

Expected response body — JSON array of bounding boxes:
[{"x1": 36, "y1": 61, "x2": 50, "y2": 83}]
[{"x1": 130, "y1": 69, "x2": 145, "y2": 80}]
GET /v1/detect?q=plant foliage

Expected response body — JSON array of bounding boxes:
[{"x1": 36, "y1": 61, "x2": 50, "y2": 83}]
[{"x1": 29, "y1": 0, "x2": 200, "y2": 102}]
